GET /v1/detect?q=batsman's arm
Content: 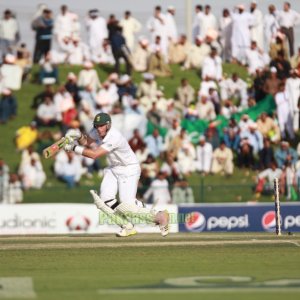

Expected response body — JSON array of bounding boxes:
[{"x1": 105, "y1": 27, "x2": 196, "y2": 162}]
[
  {"x1": 76, "y1": 134, "x2": 97, "y2": 147},
  {"x1": 73, "y1": 145, "x2": 108, "y2": 160}
]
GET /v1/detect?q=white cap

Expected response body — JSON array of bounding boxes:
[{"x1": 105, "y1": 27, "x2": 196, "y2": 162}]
[
  {"x1": 120, "y1": 74, "x2": 131, "y2": 84},
  {"x1": 199, "y1": 135, "x2": 206, "y2": 141},
  {"x1": 83, "y1": 61, "x2": 93, "y2": 68},
  {"x1": 108, "y1": 72, "x2": 119, "y2": 81},
  {"x1": 168, "y1": 5, "x2": 175, "y2": 10},
  {"x1": 196, "y1": 35, "x2": 203, "y2": 41},
  {"x1": 156, "y1": 90, "x2": 164, "y2": 97},
  {"x1": 140, "y1": 38, "x2": 149, "y2": 46},
  {"x1": 72, "y1": 35, "x2": 80, "y2": 42},
  {"x1": 67, "y1": 72, "x2": 77, "y2": 80},
  {"x1": 4, "y1": 54, "x2": 16, "y2": 64},
  {"x1": 143, "y1": 72, "x2": 155, "y2": 80},
  {"x1": 167, "y1": 99, "x2": 174, "y2": 106},
  {"x1": 42, "y1": 77, "x2": 56, "y2": 85},
  {"x1": 270, "y1": 66, "x2": 277, "y2": 73},
  {"x1": 206, "y1": 29, "x2": 218, "y2": 40},
  {"x1": 236, "y1": 4, "x2": 245, "y2": 10},
  {"x1": 249, "y1": 123, "x2": 258, "y2": 129}
]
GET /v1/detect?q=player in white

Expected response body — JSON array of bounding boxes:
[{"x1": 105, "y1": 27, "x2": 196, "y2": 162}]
[{"x1": 64, "y1": 113, "x2": 169, "y2": 237}]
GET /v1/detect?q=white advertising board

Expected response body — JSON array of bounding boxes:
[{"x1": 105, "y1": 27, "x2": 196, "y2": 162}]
[{"x1": 0, "y1": 204, "x2": 178, "y2": 235}]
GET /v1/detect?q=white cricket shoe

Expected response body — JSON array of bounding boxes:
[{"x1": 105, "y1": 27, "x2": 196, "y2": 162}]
[
  {"x1": 116, "y1": 225, "x2": 137, "y2": 237},
  {"x1": 155, "y1": 210, "x2": 169, "y2": 237}
]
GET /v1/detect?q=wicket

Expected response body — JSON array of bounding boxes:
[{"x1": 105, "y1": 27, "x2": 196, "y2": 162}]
[{"x1": 274, "y1": 178, "x2": 282, "y2": 236}]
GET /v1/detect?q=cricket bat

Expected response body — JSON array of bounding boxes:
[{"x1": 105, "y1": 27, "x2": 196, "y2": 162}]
[{"x1": 43, "y1": 137, "x2": 68, "y2": 159}]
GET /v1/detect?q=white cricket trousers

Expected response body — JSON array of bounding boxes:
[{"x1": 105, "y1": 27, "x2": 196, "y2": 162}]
[{"x1": 100, "y1": 164, "x2": 141, "y2": 205}]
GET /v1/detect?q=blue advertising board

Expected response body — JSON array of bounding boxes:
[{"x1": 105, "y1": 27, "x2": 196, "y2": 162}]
[{"x1": 179, "y1": 203, "x2": 300, "y2": 232}]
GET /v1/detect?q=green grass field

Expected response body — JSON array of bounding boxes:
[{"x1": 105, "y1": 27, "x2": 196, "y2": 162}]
[{"x1": 1, "y1": 233, "x2": 300, "y2": 300}]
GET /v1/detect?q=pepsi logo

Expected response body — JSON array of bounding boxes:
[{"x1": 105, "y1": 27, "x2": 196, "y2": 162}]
[
  {"x1": 66, "y1": 215, "x2": 91, "y2": 231},
  {"x1": 261, "y1": 211, "x2": 278, "y2": 232},
  {"x1": 185, "y1": 212, "x2": 206, "y2": 232}
]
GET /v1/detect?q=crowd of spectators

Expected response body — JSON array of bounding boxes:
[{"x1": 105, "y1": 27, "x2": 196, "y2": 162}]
[{"x1": 1, "y1": 2, "x2": 300, "y2": 204}]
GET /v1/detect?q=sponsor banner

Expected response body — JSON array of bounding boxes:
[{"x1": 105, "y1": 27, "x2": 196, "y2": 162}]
[
  {"x1": 179, "y1": 203, "x2": 300, "y2": 232},
  {"x1": 0, "y1": 204, "x2": 178, "y2": 235}
]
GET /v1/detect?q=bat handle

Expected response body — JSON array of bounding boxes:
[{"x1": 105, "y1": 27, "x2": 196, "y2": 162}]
[{"x1": 43, "y1": 149, "x2": 50, "y2": 159}]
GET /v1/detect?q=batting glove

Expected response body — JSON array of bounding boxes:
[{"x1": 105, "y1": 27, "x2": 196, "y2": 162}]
[
  {"x1": 64, "y1": 139, "x2": 75, "y2": 152},
  {"x1": 65, "y1": 129, "x2": 82, "y2": 141}
]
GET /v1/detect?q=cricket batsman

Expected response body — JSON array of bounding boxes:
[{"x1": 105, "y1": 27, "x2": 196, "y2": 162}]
[{"x1": 64, "y1": 113, "x2": 169, "y2": 237}]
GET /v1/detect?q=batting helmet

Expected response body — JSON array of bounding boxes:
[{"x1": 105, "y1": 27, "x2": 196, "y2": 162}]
[{"x1": 93, "y1": 113, "x2": 111, "y2": 127}]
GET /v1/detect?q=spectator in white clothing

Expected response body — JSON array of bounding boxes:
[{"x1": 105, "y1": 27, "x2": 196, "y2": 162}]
[
  {"x1": 195, "y1": 135, "x2": 213, "y2": 174},
  {"x1": 183, "y1": 35, "x2": 210, "y2": 70},
  {"x1": 256, "y1": 161, "x2": 282, "y2": 195},
  {"x1": 245, "y1": 40, "x2": 270, "y2": 75},
  {"x1": 0, "y1": 159, "x2": 10, "y2": 203},
  {"x1": 165, "y1": 6, "x2": 178, "y2": 43},
  {"x1": 146, "y1": 6, "x2": 168, "y2": 59},
  {"x1": 18, "y1": 146, "x2": 41, "y2": 176},
  {"x1": 192, "y1": 5, "x2": 203, "y2": 41},
  {"x1": 286, "y1": 69, "x2": 300, "y2": 131},
  {"x1": 250, "y1": 1, "x2": 264, "y2": 51},
  {"x1": 7, "y1": 174, "x2": 23, "y2": 204},
  {"x1": 219, "y1": 9, "x2": 232, "y2": 62},
  {"x1": 231, "y1": 4, "x2": 254, "y2": 64},
  {"x1": 77, "y1": 61, "x2": 101, "y2": 92},
  {"x1": 53, "y1": 5, "x2": 75, "y2": 45},
  {"x1": 199, "y1": 5, "x2": 218, "y2": 39},
  {"x1": 164, "y1": 119, "x2": 181, "y2": 151},
  {"x1": 55, "y1": 151, "x2": 82, "y2": 188},
  {"x1": 171, "y1": 178, "x2": 195, "y2": 204},
  {"x1": 220, "y1": 73, "x2": 248, "y2": 108},
  {"x1": 238, "y1": 114, "x2": 255, "y2": 133},
  {"x1": 96, "y1": 81, "x2": 118, "y2": 113},
  {"x1": 264, "y1": 5, "x2": 279, "y2": 51},
  {"x1": 78, "y1": 100, "x2": 94, "y2": 133},
  {"x1": 143, "y1": 171, "x2": 171, "y2": 205},
  {"x1": 275, "y1": 82, "x2": 294, "y2": 139},
  {"x1": 197, "y1": 95, "x2": 216, "y2": 121},
  {"x1": 276, "y1": 2, "x2": 300, "y2": 56},
  {"x1": 36, "y1": 96, "x2": 58, "y2": 127},
  {"x1": 53, "y1": 85, "x2": 75, "y2": 122},
  {"x1": 144, "y1": 128, "x2": 164, "y2": 158},
  {"x1": 0, "y1": 10, "x2": 19, "y2": 57},
  {"x1": 132, "y1": 38, "x2": 150, "y2": 72},
  {"x1": 68, "y1": 37, "x2": 90, "y2": 65},
  {"x1": 177, "y1": 144, "x2": 196, "y2": 175},
  {"x1": 86, "y1": 9, "x2": 108, "y2": 61},
  {"x1": 20, "y1": 158, "x2": 46, "y2": 190},
  {"x1": 120, "y1": 11, "x2": 142, "y2": 51},
  {"x1": 240, "y1": 123, "x2": 264, "y2": 155},
  {"x1": 201, "y1": 47, "x2": 222, "y2": 81}
]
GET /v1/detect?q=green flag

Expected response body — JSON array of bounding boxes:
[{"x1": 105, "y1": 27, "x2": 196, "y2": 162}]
[{"x1": 146, "y1": 94, "x2": 276, "y2": 142}]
